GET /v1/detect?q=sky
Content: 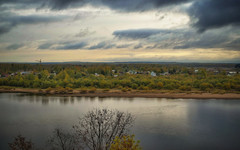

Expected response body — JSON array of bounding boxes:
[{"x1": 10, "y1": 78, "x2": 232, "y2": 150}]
[{"x1": 0, "y1": 0, "x2": 240, "y2": 63}]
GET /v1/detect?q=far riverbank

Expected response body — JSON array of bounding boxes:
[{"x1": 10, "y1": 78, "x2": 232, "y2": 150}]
[{"x1": 1, "y1": 87, "x2": 240, "y2": 99}]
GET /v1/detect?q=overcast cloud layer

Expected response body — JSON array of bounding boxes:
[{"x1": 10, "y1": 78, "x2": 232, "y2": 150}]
[{"x1": 0, "y1": 0, "x2": 240, "y2": 62}]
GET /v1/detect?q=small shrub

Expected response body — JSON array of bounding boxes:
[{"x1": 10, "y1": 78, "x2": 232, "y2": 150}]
[
  {"x1": 89, "y1": 87, "x2": 96, "y2": 93},
  {"x1": 121, "y1": 88, "x2": 127, "y2": 92},
  {"x1": 127, "y1": 88, "x2": 132, "y2": 91},
  {"x1": 45, "y1": 87, "x2": 52, "y2": 94},
  {"x1": 138, "y1": 86, "x2": 149, "y2": 90},
  {"x1": 219, "y1": 90, "x2": 226, "y2": 94},
  {"x1": 55, "y1": 87, "x2": 66, "y2": 94},
  {"x1": 65, "y1": 87, "x2": 73, "y2": 93},
  {"x1": 103, "y1": 88, "x2": 110, "y2": 92},
  {"x1": 1, "y1": 86, "x2": 13, "y2": 90},
  {"x1": 223, "y1": 82, "x2": 231, "y2": 90},
  {"x1": 199, "y1": 83, "x2": 213, "y2": 91},
  {"x1": 179, "y1": 85, "x2": 191, "y2": 91},
  {"x1": 38, "y1": 89, "x2": 44, "y2": 93},
  {"x1": 80, "y1": 88, "x2": 87, "y2": 94}
]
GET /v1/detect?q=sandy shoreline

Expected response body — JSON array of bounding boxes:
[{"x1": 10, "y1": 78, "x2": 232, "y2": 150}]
[{"x1": 0, "y1": 88, "x2": 240, "y2": 99}]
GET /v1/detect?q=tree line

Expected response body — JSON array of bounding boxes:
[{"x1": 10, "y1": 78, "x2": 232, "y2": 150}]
[{"x1": 0, "y1": 63, "x2": 239, "y2": 92}]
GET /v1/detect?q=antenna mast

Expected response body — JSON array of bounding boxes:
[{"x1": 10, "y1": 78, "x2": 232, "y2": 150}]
[{"x1": 35, "y1": 59, "x2": 42, "y2": 64}]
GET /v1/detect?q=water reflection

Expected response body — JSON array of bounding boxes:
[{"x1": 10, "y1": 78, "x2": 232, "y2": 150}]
[
  {"x1": 8, "y1": 94, "x2": 147, "y2": 105},
  {"x1": 0, "y1": 93, "x2": 240, "y2": 150}
]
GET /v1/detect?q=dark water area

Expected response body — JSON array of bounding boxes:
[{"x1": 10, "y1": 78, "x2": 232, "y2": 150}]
[{"x1": 0, "y1": 93, "x2": 240, "y2": 150}]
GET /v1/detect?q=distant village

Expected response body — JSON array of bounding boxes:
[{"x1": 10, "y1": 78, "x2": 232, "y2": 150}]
[
  {"x1": 0, "y1": 71, "x2": 57, "y2": 78},
  {"x1": 0, "y1": 67, "x2": 239, "y2": 79}
]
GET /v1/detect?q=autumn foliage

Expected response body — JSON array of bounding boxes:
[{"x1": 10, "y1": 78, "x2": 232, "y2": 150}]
[{"x1": 110, "y1": 135, "x2": 141, "y2": 150}]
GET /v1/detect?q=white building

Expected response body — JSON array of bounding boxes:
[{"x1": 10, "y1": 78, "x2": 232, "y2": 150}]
[
  {"x1": 150, "y1": 71, "x2": 157, "y2": 77},
  {"x1": 95, "y1": 73, "x2": 100, "y2": 77}
]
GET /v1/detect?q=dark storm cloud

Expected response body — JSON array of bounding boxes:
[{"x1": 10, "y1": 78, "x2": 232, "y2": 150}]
[
  {"x1": 113, "y1": 29, "x2": 168, "y2": 39},
  {"x1": 0, "y1": 13, "x2": 65, "y2": 35},
  {"x1": 88, "y1": 41, "x2": 125, "y2": 50},
  {"x1": 55, "y1": 41, "x2": 87, "y2": 50},
  {"x1": 87, "y1": 41, "x2": 133, "y2": 50},
  {"x1": 0, "y1": 0, "x2": 191, "y2": 11},
  {"x1": 0, "y1": 1, "x2": 44, "y2": 11},
  {"x1": 113, "y1": 29, "x2": 188, "y2": 40},
  {"x1": 88, "y1": 41, "x2": 109, "y2": 50},
  {"x1": 38, "y1": 43, "x2": 54, "y2": 49},
  {"x1": 6, "y1": 43, "x2": 24, "y2": 50},
  {"x1": 134, "y1": 43, "x2": 143, "y2": 49},
  {"x1": 93, "y1": 0, "x2": 191, "y2": 12},
  {"x1": 173, "y1": 34, "x2": 227, "y2": 49},
  {"x1": 224, "y1": 38, "x2": 240, "y2": 50},
  {"x1": 47, "y1": 40, "x2": 132, "y2": 50},
  {"x1": 116, "y1": 44, "x2": 132, "y2": 49},
  {"x1": 188, "y1": 0, "x2": 240, "y2": 32},
  {"x1": 0, "y1": 0, "x2": 38, "y2": 5},
  {"x1": 1, "y1": 14, "x2": 63, "y2": 26},
  {"x1": 2, "y1": 0, "x2": 240, "y2": 33},
  {"x1": 113, "y1": 28, "x2": 240, "y2": 50},
  {"x1": 0, "y1": 24, "x2": 13, "y2": 35}
]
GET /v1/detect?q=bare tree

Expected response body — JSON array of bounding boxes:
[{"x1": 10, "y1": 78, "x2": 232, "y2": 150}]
[
  {"x1": 73, "y1": 109, "x2": 134, "y2": 150},
  {"x1": 47, "y1": 128, "x2": 82, "y2": 150},
  {"x1": 9, "y1": 135, "x2": 34, "y2": 150}
]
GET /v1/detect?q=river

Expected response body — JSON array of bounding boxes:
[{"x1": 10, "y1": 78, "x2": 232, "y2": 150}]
[{"x1": 0, "y1": 93, "x2": 240, "y2": 150}]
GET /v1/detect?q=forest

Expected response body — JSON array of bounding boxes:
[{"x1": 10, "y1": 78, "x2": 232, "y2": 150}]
[{"x1": 0, "y1": 63, "x2": 239, "y2": 93}]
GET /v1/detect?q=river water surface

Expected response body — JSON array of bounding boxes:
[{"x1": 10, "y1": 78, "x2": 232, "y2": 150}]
[{"x1": 0, "y1": 93, "x2": 240, "y2": 150}]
